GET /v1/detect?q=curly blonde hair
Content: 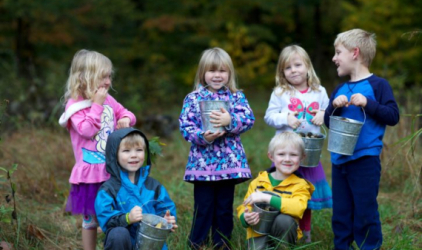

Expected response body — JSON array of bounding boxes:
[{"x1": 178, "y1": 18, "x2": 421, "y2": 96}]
[
  {"x1": 275, "y1": 45, "x2": 321, "y2": 95},
  {"x1": 63, "y1": 49, "x2": 113, "y2": 102},
  {"x1": 194, "y1": 47, "x2": 239, "y2": 93}
]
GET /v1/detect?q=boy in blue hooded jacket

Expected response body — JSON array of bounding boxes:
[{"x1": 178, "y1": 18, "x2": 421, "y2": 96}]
[{"x1": 95, "y1": 127, "x2": 177, "y2": 249}]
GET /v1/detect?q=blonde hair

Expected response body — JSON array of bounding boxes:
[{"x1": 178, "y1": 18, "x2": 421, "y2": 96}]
[
  {"x1": 119, "y1": 133, "x2": 146, "y2": 150},
  {"x1": 268, "y1": 131, "x2": 305, "y2": 157},
  {"x1": 275, "y1": 45, "x2": 321, "y2": 95},
  {"x1": 334, "y1": 28, "x2": 376, "y2": 67},
  {"x1": 194, "y1": 47, "x2": 239, "y2": 93},
  {"x1": 63, "y1": 49, "x2": 113, "y2": 102}
]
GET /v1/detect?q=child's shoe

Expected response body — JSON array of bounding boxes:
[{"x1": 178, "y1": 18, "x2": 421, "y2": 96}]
[{"x1": 302, "y1": 230, "x2": 311, "y2": 243}]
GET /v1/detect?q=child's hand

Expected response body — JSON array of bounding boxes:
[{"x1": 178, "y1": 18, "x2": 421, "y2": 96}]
[
  {"x1": 333, "y1": 95, "x2": 349, "y2": 108},
  {"x1": 93, "y1": 87, "x2": 108, "y2": 105},
  {"x1": 128, "y1": 205, "x2": 143, "y2": 224},
  {"x1": 287, "y1": 111, "x2": 301, "y2": 129},
  {"x1": 243, "y1": 191, "x2": 272, "y2": 206},
  {"x1": 116, "y1": 117, "x2": 131, "y2": 129},
  {"x1": 244, "y1": 206, "x2": 260, "y2": 226},
  {"x1": 310, "y1": 110, "x2": 325, "y2": 126},
  {"x1": 209, "y1": 108, "x2": 232, "y2": 128},
  {"x1": 349, "y1": 93, "x2": 367, "y2": 107},
  {"x1": 164, "y1": 210, "x2": 178, "y2": 232},
  {"x1": 203, "y1": 130, "x2": 225, "y2": 142}
]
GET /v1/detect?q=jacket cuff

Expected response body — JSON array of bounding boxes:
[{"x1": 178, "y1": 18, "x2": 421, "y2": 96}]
[
  {"x1": 270, "y1": 196, "x2": 282, "y2": 211},
  {"x1": 240, "y1": 213, "x2": 249, "y2": 228}
]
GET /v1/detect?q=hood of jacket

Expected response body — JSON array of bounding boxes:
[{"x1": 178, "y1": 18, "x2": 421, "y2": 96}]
[{"x1": 105, "y1": 127, "x2": 151, "y2": 182}]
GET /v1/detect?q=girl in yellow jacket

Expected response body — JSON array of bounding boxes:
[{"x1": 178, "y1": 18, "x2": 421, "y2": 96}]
[{"x1": 237, "y1": 132, "x2": 315, "y2": 249}]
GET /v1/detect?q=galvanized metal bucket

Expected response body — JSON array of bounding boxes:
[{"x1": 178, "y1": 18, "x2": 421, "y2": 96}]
[
  {"x1": 135, "y1": 214, "x2": 173, "y2": 250},
  {"x1": 327, "y1": 108, "x2": 366, "y2": 156},
  {"x1": 199, "y1": 100, "x2": 230, "y2": 133},
  {"x1": 298, "y1": 127, "x2": 327, "y2": 167},
  {"x1": 251, "y1": 191, "x2": 280, "y2": 235}
]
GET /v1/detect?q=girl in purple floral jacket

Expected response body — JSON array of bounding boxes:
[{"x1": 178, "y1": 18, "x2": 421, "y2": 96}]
[{"x1": 179, "y1": 47, "x2": 255, "y2": 249}]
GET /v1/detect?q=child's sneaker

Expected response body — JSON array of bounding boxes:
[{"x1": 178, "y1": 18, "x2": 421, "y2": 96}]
[{"x1": 302, "y1": 230, "x2": 311, "y2": 243}]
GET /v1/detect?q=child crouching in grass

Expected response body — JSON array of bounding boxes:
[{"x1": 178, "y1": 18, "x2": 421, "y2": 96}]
[
  {"x1": 237, "y1": 132, "x2": 314, "y2": 249},
  {"x1": 95, "y1": 128, "x2": 177, "y2": 250}
]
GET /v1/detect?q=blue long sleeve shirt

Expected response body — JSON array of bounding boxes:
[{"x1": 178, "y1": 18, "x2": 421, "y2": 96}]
[{"x1": 324, "y1": 74, "x2": 400, "y2": 165}]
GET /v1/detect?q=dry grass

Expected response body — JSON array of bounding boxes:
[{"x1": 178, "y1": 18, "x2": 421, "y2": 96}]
[{"x1": 0, "y1": 92, "x2": 421, "y2": 249}]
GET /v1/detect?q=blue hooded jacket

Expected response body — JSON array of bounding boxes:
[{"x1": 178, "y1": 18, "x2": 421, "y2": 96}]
[{"x1": 95, "y1": 127, "x2": 176, "y2": 248}]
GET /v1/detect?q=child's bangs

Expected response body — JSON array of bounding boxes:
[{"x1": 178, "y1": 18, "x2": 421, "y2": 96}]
[
  {"x1": 120, "y1": 133, "x2": 145, "y2": 149},
  {"x1": 98, "y1": 58, "x2": 113, "y2": 77},
  {"x1": 204, "y1": 53, "x2": 227, "y2": 71},
  {"x1": 269, "y1": 132, "x2": 305, "y2": 156},
  {"x1": 99, "y1": 68, "x2": 113, "y2": 79}
]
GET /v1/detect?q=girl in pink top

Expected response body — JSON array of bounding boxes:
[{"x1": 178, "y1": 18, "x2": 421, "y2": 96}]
[{"x1": 59, "y1": 49, "x2": 136, "y2": 250}]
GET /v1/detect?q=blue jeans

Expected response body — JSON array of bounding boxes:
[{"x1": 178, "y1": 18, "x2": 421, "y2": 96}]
[{"x1": 332, "y1": 156, "x2": 382, "y2": 250}]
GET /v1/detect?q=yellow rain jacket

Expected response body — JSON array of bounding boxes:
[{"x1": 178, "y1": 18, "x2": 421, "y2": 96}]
[{"x1": 237, "y1": 170, "x2": 315, "y2": 240}]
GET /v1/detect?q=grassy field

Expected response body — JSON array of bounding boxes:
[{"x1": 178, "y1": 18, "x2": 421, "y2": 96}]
[{"x1": 0, "y1": 92, "x2": 421, "y2": 249}]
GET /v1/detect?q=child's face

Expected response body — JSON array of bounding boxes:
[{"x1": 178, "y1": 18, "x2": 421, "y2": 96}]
[
  {"x1": 97, "y1": 73, "x2": 112, "y2": 90},
  {"x1": 283, "y1": 53, "x2": 308, "y2": 90},
  {"x1": 333, "y1": 44, "x2": 355, "y2": 77},
  {"x1": 268, "y1": 145, "x2": 303, "y2": 178},
  {"x1": 204, "y1": 66, "x2": 229, "y2": 93},
  {"x1": 117, "y1": 143, "x2": 145, "y2": 174}
]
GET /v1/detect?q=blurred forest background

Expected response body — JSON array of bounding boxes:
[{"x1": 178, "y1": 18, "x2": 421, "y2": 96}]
[
  {"x1": 1, "y1": 0, "x2": 422, "y2": 249},
  {"x1": 0, "y1": 0, "x2": 421, "y2": 127}
]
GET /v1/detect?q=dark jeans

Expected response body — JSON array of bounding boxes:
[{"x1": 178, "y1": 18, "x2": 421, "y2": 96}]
[
  {"x1": 188, "y1": 181, "x2": 236, "y2": 249},
  {"x1": 247, "y1": 214, "x2": 298, "y2": 250},
  {"x1": 104, "y1": 227, "x2": 132, "y2": 250}
]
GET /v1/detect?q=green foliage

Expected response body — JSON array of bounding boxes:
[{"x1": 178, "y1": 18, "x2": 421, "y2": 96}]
[
  {"x1": 0, "y1": 164, "x2": 18, "y2": 225},
  {"x1": 340, "y1": 0, "x2": 422, "y2": 88},
  {"x1": 1, "y1": 0, "x2": 421, "y2": 124},
  {"x1": 0, "y1": 100, "x2": 18, "y2": 227},
  {"x1": 148, "y1": 136, "x2": 165, "y2": 164}
]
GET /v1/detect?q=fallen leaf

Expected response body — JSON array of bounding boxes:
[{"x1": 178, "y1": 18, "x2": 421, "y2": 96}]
[{"x1": 27, "y1": 224, "x2": 46, "y2": 240}]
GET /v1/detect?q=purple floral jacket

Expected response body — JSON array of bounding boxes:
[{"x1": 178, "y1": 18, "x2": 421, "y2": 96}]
[{"x1": 179, "y1": 86, "x2": 255, "y2": 183}]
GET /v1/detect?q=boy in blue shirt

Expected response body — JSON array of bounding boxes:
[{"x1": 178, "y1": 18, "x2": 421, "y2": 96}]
[
  {"x1": 324, "y1": 28, "x2": 400, "y2": 250},
  {"x1": 95, "y1": 128, "x2": 177, "y2": 250}
]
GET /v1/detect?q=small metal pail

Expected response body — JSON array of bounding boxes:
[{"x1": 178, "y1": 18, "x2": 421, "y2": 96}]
[
  {"x1": 327, "y1": 108, "x2": 365, "y2": 156},
  {"x1": 135, "y1": 214, "x2": 173, "y2": 250},
  {"x1": 199, "y1": 100, "x2": 230, "y2": 133},
  {"x1": 251, "y1": 191, "x2": 280, "y2": 235},
  {"x1": 298, "y1": 128, "x2": 326, "y2": 167}
]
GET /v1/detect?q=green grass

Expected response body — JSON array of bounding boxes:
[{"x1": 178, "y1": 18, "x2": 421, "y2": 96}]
[{"x1": 0, "y1": 92, "x2": 421, "y2": 249}]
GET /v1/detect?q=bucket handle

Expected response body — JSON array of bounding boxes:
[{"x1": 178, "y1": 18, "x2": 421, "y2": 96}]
[
  {"x1": 141, "y1": 199, "x2": 163, "y2": 210},
  {"x1": 331, "y1": 106, "x2": 366, "y2": 124},
  {"x1": 321, "y1": 125, "x2": 327, "y2": 137}
]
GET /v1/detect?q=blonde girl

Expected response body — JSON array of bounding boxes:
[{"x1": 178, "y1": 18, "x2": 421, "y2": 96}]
[
  {"x1": 59, "y1": 49, "x2": 136, "y2": 250},
  {"x1": 179, "y1": 47, "x2": 255, "y2": 249},
  {"x1": 264, "y1": 45, "x2": 333, "y2": 243}
]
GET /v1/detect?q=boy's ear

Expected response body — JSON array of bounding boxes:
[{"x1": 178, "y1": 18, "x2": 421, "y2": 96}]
[
  {"x1": 267, "y1": 152, "x2": 273, "y2": 162},
  {"x1": 352, "y1": 47, "x2": 360, "y2": 59}
]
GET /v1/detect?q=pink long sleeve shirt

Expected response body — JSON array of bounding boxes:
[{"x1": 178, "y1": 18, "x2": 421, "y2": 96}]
[{"x1": 59, "y1": 95, "x2": 136, "y2": 184}]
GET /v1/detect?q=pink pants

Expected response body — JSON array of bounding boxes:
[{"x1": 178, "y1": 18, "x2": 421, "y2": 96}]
[{"x1": 299, "y1": 209, "x2": 312, "y2": 231}]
